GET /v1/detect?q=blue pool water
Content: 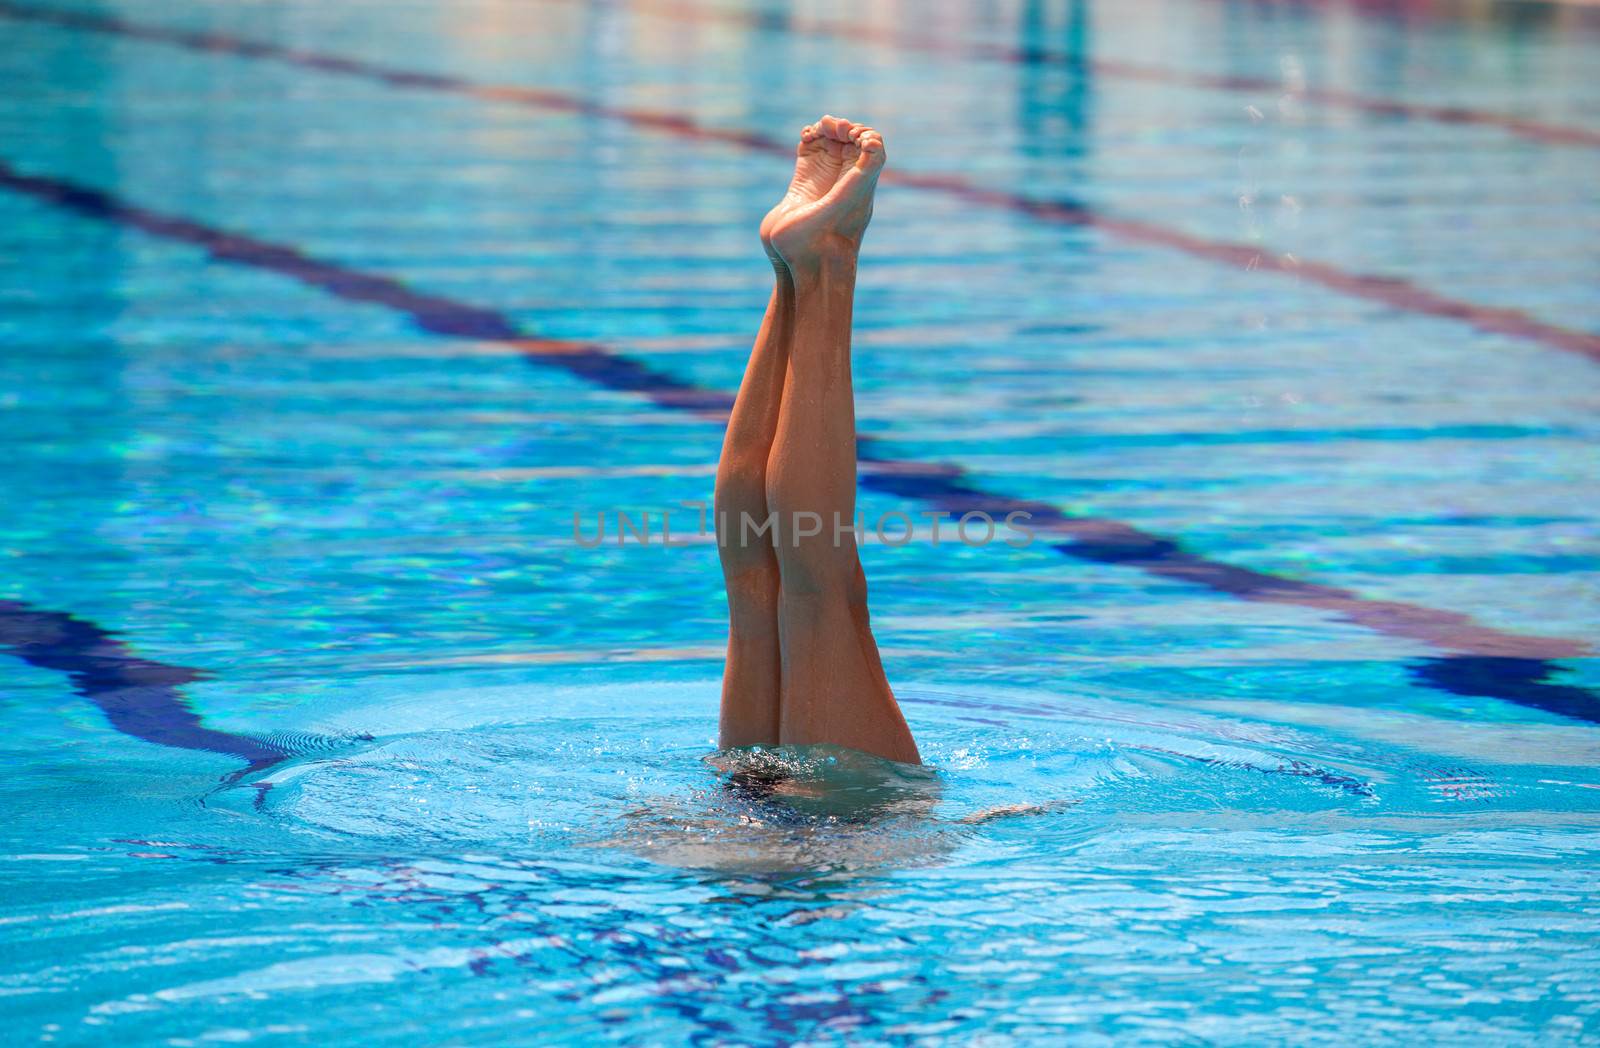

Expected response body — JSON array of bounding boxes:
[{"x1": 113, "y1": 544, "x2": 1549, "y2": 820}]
[{"x1": 2, "y1": 0, "x2": 1599, "y2": 1042}]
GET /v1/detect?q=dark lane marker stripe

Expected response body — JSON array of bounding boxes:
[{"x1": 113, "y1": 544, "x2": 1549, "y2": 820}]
[
  {"x1": 571, "y1": 0, "x2": 1600, "y2": 150},
  {"x1": 1413, "y1": 655, "x2": 1600, "y2": 725},
  {"x1": 2, "y1": 160, "x2": 1590, "y2": 729},
  {"x1": 0, "y1": 599, "x2": 288, "y2": 768},
  {"x1": 2, "y1": 2, "x2": 1598, "y2": 365}
]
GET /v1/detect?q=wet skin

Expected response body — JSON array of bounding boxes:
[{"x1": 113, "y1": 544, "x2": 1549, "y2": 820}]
[{"x1": 714, "y1": 115, "x2": 918, "y2": 766}]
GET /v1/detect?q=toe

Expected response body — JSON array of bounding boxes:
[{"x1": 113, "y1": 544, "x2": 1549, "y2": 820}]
[{"x1": 856, "y1": 131, "x2": 886, "y2": 168}]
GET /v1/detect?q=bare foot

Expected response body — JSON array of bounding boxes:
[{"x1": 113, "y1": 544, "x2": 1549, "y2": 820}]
[{"x1": 760, "y1": 114, "x2": 886, "y2": 273}]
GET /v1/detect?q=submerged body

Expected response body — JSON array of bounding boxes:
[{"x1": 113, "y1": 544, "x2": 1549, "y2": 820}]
[
  {"x1": 714, "y1": 115, "x2": 920, "y2": 765},
  {"x1": 609, "y1": 744, "x2": 1074, "y2": 874}
]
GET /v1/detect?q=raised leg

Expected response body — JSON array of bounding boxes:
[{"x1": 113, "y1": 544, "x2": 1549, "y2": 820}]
[
  {"x1": 714, "y1": 279, "x2": 792, "y2": 748},
  {"x1": 714, "y1": 130, "x2": 840, "y2": 748},
  {"x1": 764, "y1": 116, "x2": 920, "y2": 765}
]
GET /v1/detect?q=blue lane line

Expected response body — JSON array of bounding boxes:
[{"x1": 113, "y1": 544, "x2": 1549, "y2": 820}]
[
  {"x1": 0, "y1": 599, "x2": 288, "y2": 768},
  {"x1": 0, "y1": 158, "x2": 1593, "y2": 754}
]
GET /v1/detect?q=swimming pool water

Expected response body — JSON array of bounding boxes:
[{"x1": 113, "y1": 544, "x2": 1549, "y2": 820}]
[{"x1": 1, "y1": 0, "x2": 1598, "y2": 1042}]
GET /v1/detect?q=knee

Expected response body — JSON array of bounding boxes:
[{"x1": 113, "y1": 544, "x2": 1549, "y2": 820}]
[
  {"x1": 714, "y1": 456, "x2": 770, "y2": 534},
  {"x1": 778, "y1": 564, "x2": 870, "y2": 642},
  {"x1": 777, "y1": 537, "x2": 867, "y2": 606},
  {"x1": 723, "y1": 557, "x2": 781, "y2": 622}
]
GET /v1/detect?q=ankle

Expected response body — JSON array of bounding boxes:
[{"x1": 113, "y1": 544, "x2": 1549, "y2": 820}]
[{"x1": 786, "y1": 240, "x2": 859, "y2": 288}]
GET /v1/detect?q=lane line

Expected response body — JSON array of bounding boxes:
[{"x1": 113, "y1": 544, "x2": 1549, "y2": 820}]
[
  {"x1": 3, "y1": 160, "x2": 1591, "y2": 729},
  {"x1": 1214, "y1": 0, "x2": 1600, "y2": 32},
  {"x1": 577, "y1": 0, "x2": 1600, "y2": 150},
  {"x1": 1, "y1": 1, "x2": 1598, "y2": 364},
  {"x1": 0, "y1": 599, "x2": 287, "y2": 767}
]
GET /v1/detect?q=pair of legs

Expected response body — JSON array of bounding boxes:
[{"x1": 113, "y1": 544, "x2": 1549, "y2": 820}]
[{"x1": 714, "y1": 115, "x2": 919, "y2": 766}]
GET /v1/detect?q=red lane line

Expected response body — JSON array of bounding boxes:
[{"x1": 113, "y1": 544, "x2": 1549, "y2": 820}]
[
  {"x1": 4, "y1": 2, "x2": 1596, "y2": 365},
  {"x1": 1078, "y1": 209, "x2": 1600, "y2": 362},
  {"x1": 595, "y1": 0, "x2": 1600, "y2": 150},
  {"x1": 885, "y1": 169, "x2": 1600, "y2": 362}
]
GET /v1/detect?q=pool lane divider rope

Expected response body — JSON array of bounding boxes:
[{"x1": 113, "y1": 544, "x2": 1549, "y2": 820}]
[
  {"x1": 553, "y1": 0, "x2": 1600, "y2": 151},
  {"x1": 0, "y1": 160, "x2": 1592, "y2": 736},
  {"x1": 2, "y1": 1, "x2": 1599, "y2": 366}
]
